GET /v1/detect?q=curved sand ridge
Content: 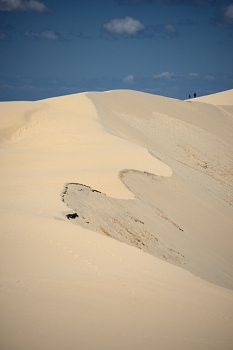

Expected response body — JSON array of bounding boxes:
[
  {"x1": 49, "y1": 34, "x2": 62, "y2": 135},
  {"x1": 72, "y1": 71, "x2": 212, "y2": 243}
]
[
  {"x1": 1, "y1": 89, "x2": 233, "y2": 350},
  {"x1": 0, "y1": 92, "x2": 171, "y2": 199},
  {"x1": 62, "y1": 90, "x2": 233, "y2": 289}
]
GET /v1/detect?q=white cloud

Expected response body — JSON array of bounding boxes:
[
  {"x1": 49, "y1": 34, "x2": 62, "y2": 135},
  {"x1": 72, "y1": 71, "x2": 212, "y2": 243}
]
[
  {"x1": 163, "y1": 23, "x2": 176, "y2": 35},
  {"x1": 23, "y1": 30, "x2": 60, "y2": 40},
  {"x1": 40, "y1": 30, "x2": 59, "y2": 40},
  {"x1": 152, "y1": 22, "x2": 179, "y2": 38},
  {"x1": 154, "y1": 72, "x2": 201, "y2": 80},
  {"x1": 103, "y1": 16, "x2": 144, "y2": 35},
  {"x1": 153, "y1": 72, "x2": 176, "y2": 79},
  {"x1": 123, "y1": 74, "x2": 135, "y2": 83},
  {"x1": 189, "y1": 73, "x2": 199, "y2": 77},
  {"x1": 161, "y1": 23, "x2": 179, "y2": 37},
  {"x1": 0, "y1": 0, "x2": 49, "y2": 12}
]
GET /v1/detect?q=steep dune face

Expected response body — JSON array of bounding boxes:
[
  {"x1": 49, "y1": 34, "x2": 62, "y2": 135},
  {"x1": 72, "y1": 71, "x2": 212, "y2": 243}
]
[
  {"x1": 61, "y1": 90, "x2": 233, "y2": 289},
  {"x1": 89, "y1": 90, "x2": 233, "y2": 146},
  {"x1": 88, "y1": 90, "x2": 233, "y2": 203},
  {"x1": 1, "y1": 89, "x2": 233, "y2": 350}
]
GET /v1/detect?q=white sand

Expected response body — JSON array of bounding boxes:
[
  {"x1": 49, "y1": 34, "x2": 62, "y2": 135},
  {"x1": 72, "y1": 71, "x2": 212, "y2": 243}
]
[
  {"x1": 194, "y1": 89, "x2": 233, "y2": 105},
  {"x1": 0, "y1": 89, "x2": 233, "y2": 349}
]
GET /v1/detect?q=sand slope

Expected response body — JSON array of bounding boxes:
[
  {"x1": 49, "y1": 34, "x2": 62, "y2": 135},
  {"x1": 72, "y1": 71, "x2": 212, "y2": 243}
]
[
  {"x1": 195, "y1": 89, "x2": 233, "y2": 106},
  {"x1": 1, "y1": 89, "x2": 233, "y2": 350}
]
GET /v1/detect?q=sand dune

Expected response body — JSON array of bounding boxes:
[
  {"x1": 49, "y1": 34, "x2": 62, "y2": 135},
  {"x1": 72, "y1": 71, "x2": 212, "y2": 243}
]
[
  {"x1": 1, "y1": 89, "x2": 233, "y2": 349},
  {"x1": 195, "y1": 89, "x2": 233, "y2": 106}
]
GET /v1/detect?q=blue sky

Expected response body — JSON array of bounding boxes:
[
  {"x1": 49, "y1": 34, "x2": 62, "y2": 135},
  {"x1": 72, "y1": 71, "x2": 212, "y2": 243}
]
[{"x1": 0, "y1": 0, "x2": 233, "y2": 101}]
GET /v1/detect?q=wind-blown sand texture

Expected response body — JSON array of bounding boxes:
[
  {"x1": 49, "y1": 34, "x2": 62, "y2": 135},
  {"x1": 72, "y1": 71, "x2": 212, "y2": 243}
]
[{"x1": 1, "y1": 89, "x2": 233, "y2": 350}]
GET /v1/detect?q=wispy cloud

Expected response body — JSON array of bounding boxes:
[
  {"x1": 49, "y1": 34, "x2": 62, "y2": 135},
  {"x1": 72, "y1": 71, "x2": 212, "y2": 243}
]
[
  {"x1": 204, "y1": 74, "x2": 216, "y2": 81},
  {"x1": 103, "y1": 16, "x2": 144, "y2": 36},
  {"x1": 22, "y1": 30, "x2": 66, "y2": 41},
  {"x1": 212, "y1": 4, "x2": 233, "y2": 27},
  {"x1": 0, "y1": 0, "x2": 51, "y2": 13},
  {"x1": 188, "y1": 73, "x2": 199, "y2": 77},
  {"x1": 153, "y1": 72, "x2": 177, "y2": 79},
  {"x1": 123, "y1": 74, "x2": 135, "y2": 83},
  {"x1": 151, "y1": 71, "x2": 222, "y2": 95},
  {"x1": 153, "y1": 72, "x2": 201, "y2": 80},
  {"x1": 148, "y1": 71, "x2": 228, "y2": 99},
  {"x1": 157, "y1": 23, "x2": 179, "y2": 37}
]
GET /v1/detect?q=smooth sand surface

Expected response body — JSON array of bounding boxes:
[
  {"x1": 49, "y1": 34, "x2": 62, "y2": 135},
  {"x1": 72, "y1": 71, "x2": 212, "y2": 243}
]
[
  {"x1": 194, "y1": 89, "x2": 233, "y2": 105},
  {"x1": 1, "y1": 89, "x2": 233, "y2": 349}
]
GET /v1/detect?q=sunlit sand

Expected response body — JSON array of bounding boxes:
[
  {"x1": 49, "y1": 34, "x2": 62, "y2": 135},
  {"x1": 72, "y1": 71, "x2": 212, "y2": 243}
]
[{"x1": 1, "y1": 89, "x2": 233, "y2": 350}]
